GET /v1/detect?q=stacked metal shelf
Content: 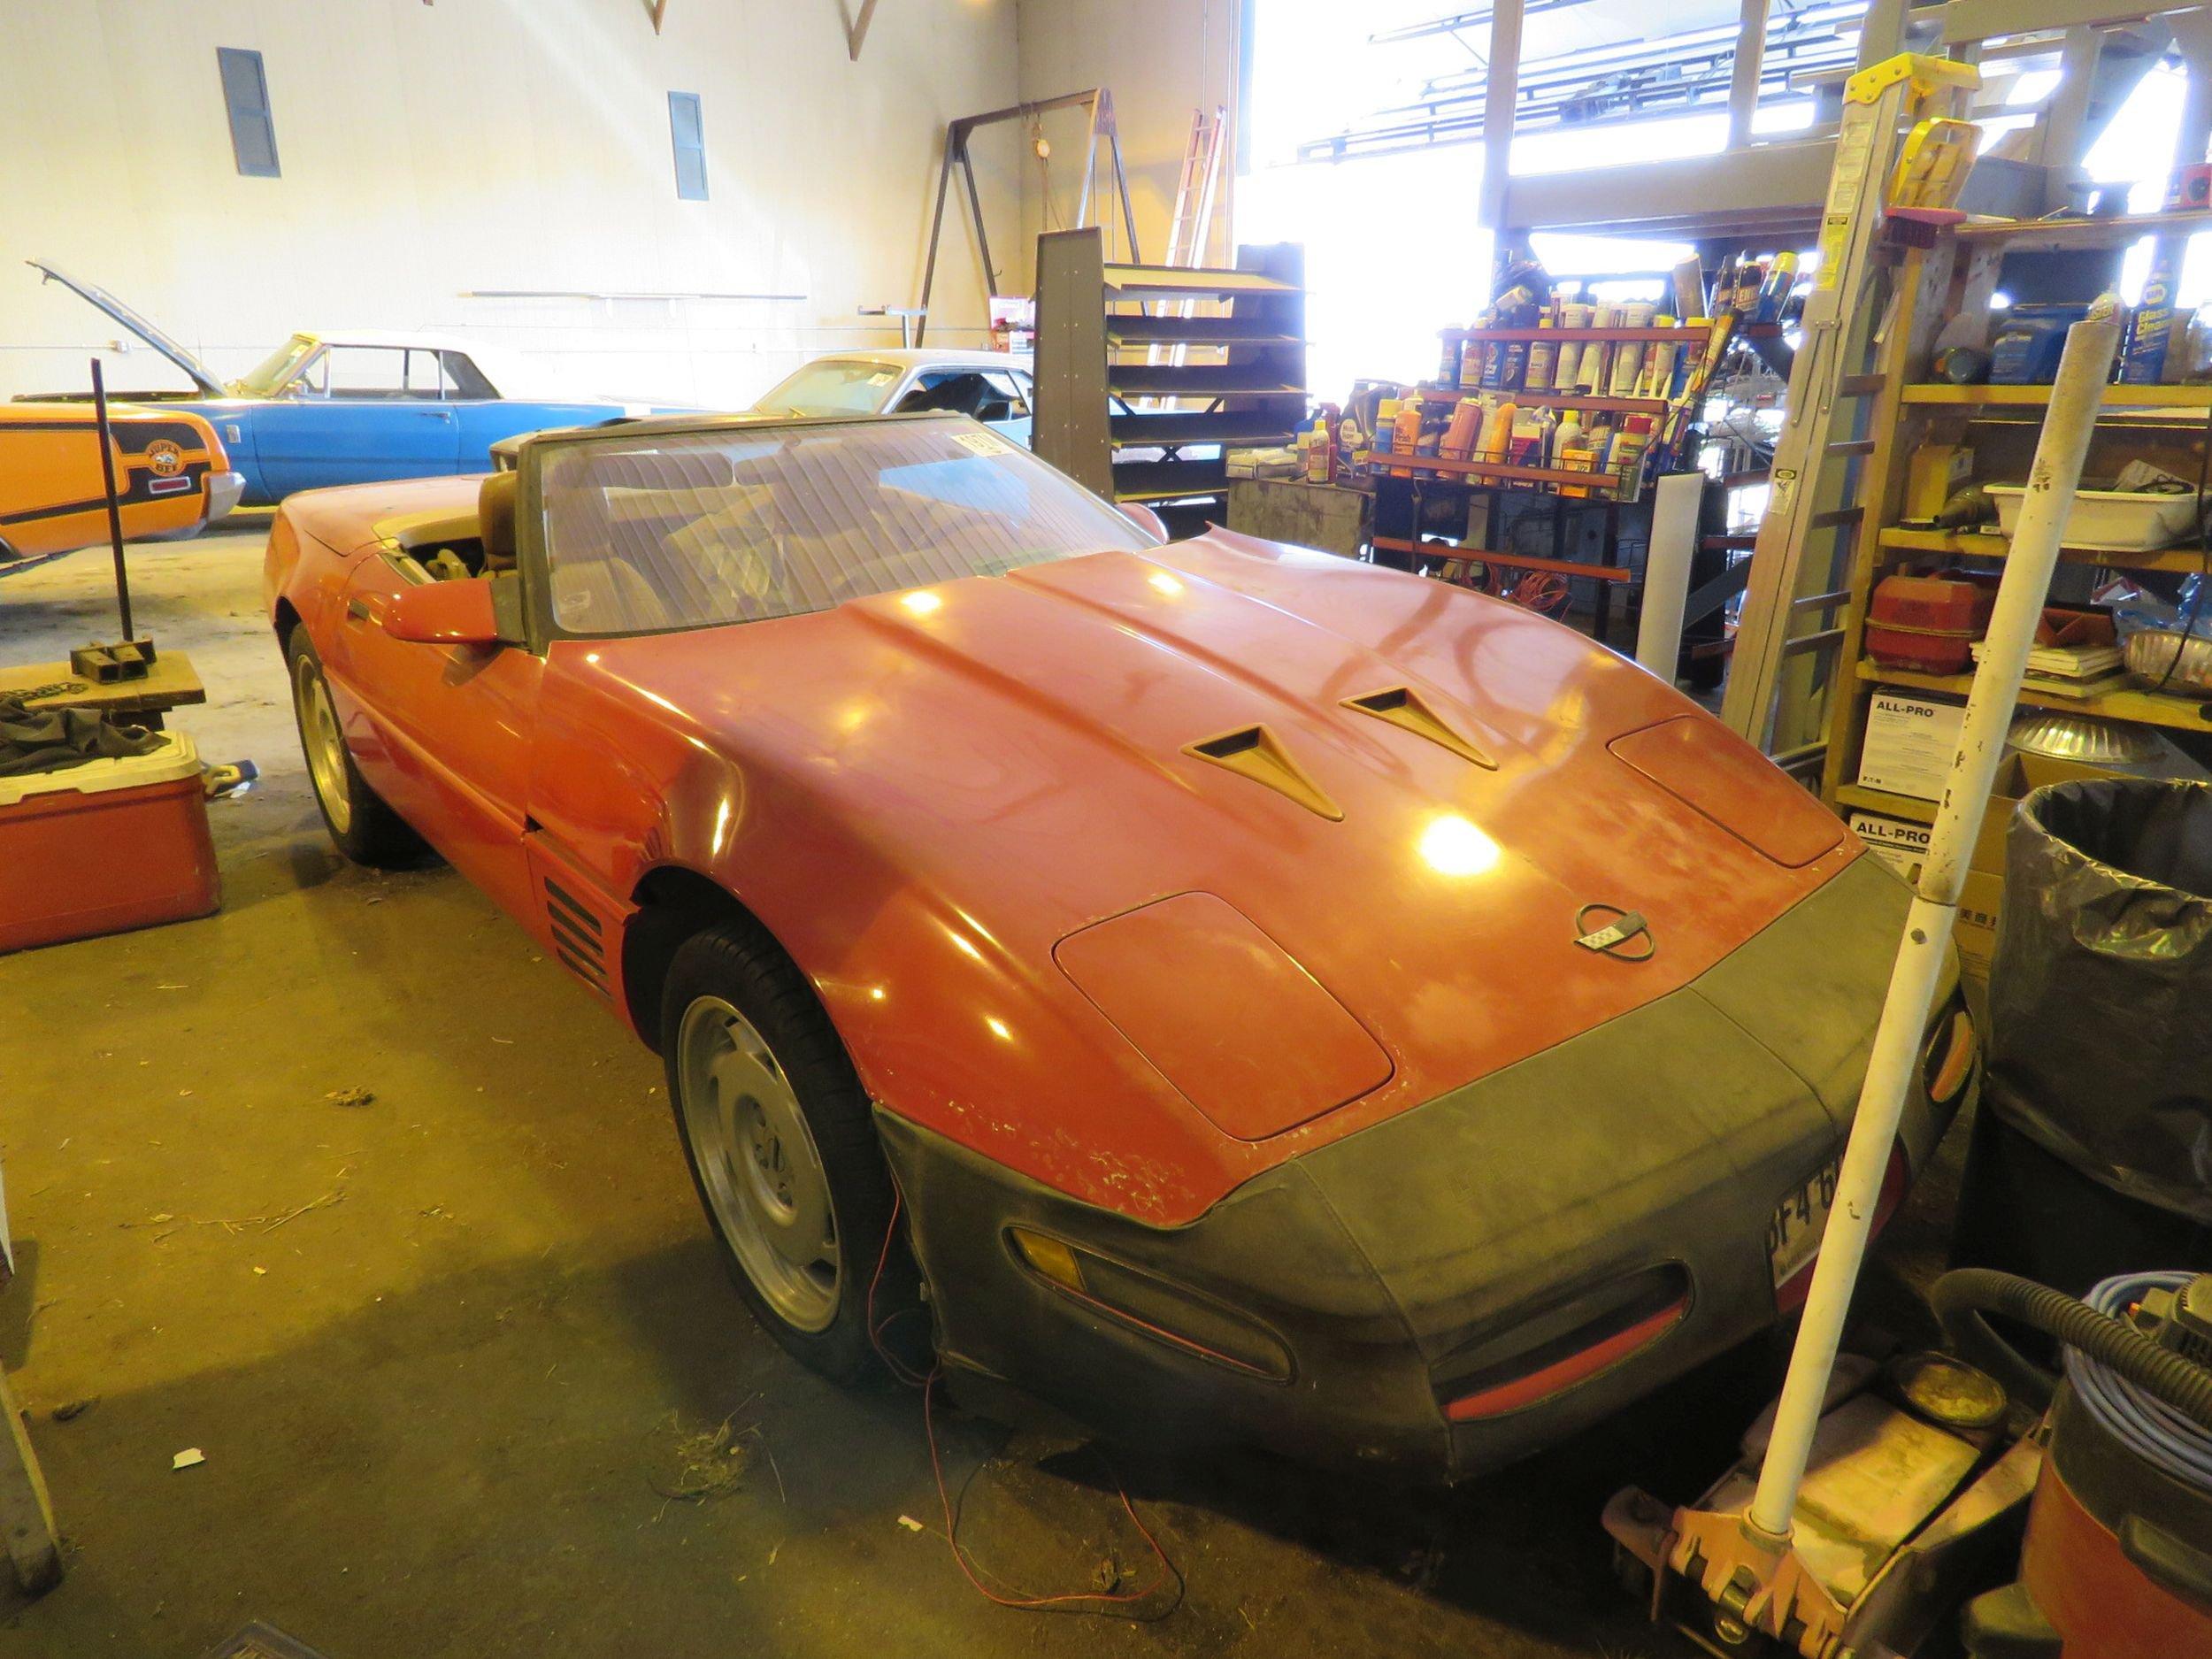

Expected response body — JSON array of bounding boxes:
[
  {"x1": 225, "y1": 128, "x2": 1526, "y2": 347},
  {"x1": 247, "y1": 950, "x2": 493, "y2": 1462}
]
[{"x1": 1034, "y1": 227, "x2": 1307, "y2": 531}]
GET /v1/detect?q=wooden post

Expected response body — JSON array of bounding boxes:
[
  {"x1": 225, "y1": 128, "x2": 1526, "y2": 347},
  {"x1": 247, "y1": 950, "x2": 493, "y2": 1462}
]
[{"x1": 0, "y1": 1364, "x2": 60, "y2": 1594}]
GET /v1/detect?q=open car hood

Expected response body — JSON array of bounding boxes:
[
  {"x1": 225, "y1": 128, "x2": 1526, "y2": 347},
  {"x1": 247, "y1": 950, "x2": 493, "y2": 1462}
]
[{"x1": 28, "y1": 259, "x2": 228, "y2": 398}]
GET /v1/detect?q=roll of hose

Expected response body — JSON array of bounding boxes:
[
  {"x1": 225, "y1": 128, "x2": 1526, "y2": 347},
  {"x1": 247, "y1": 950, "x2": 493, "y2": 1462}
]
[
  {"x1": 1930, "y1": 1267, "x2": 2212, "y2": 1436},
  {"x1": 2072, "y1": 1271, "x2": 2212, "y2": 1494}
]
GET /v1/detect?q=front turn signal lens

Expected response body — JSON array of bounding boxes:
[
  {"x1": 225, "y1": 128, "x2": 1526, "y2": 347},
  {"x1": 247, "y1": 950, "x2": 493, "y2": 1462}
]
[
  {"x1": 1924, "y1": 1006, "x2": 1978, "y2": 1105},
  {"x1": 1003, "y1": 1227, "x2": 1293, "y2": 1382},
  {"x1": 1010, "y1": 1227, "x2": 1086, "y2": 1291}
]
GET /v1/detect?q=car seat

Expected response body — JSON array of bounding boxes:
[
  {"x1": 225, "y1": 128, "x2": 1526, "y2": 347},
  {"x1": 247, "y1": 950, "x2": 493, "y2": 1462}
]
[{"x1": 479, "y1": 472, "x2": 518, "y2": 573}]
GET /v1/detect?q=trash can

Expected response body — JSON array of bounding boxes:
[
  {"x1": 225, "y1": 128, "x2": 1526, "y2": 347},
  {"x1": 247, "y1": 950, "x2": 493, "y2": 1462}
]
[{"x1": 1953, "y1": 777, "x2": 2212, "y2": 1293}]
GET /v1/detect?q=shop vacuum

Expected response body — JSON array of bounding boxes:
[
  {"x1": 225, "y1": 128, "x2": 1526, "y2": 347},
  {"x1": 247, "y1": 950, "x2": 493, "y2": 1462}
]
[{"x1": 1945, "y1": 1270, "x2": 2212, "y2": 1656}]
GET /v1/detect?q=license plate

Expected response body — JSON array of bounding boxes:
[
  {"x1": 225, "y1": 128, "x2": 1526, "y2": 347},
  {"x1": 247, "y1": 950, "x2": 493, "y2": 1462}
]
[{"x1": 1768, "y1": 1158, "x2": 1839, "y2": 1287}]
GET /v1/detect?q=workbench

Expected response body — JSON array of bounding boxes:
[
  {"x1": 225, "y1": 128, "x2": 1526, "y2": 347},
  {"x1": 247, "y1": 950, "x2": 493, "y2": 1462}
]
[
  {"x1": 0, "y1": 651, "x2": 206, "y2": 729},
  {"x1": 1227, "y1": 476, "x2": 1369, "y2": 558}
]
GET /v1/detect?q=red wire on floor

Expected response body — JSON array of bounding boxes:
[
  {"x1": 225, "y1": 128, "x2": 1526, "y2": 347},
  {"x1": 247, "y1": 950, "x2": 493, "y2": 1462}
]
[
  {"x1": 924, "y1": 1364, "x2": 1179, "y2": 1613},
  {"x1": 868, "y1": 1186, "x2": 1181, "y2": 1615},
  {"x1": 866, "y1": 1187, "x2": 930, "y2": 1387}
]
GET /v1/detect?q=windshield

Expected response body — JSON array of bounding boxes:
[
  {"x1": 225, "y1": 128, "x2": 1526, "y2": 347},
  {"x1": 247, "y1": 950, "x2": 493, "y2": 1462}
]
[
  {"x1": 539, "y1": 417, "x2": 1149, "y2": 637},
  {"x1": 754, "y1": 360, "x2": 900, "y2": 416},
  {"x1": 234, "y1": 334, "x2": 322, "y2": 397}
]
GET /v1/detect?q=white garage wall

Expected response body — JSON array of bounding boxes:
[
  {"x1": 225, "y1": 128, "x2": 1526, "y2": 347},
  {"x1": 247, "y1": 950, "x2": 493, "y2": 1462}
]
[
  {"x1": 1013, "y1": 0, "x2": 1240, "y2": 278},
  {"x1": 0, "y1": 0, "x2": 1019, "y2": 409}
]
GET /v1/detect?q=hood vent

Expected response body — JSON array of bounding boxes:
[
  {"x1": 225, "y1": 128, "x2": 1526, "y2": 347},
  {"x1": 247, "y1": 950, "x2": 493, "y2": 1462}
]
[
  {"x1": 1183, "y1": 725, "x2": 1343, "y2": 821},
  {"x1": 1340, "y1": 687, "x2": 1497, "y2": 770}
]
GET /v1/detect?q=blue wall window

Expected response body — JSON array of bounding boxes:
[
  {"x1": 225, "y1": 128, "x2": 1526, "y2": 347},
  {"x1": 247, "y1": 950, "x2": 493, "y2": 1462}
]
[
  {"x1": 668, "y1": 92, "x2": 708, "y2": 201},
  {"x1": 217, "y1": 48, "x2": 280, "y2": 178}
]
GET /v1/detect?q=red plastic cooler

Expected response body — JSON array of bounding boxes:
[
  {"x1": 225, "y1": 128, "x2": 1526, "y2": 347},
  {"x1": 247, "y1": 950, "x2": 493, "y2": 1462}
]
[{"x1": 0, "y1": 732, "x2": 219, "y2": 953}]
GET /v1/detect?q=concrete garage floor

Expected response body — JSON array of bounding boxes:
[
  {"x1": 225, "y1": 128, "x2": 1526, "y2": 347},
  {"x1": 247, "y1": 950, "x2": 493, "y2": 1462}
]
[{"x1": 0, "y1": 521, "x2": 1968, "y2": 1659}]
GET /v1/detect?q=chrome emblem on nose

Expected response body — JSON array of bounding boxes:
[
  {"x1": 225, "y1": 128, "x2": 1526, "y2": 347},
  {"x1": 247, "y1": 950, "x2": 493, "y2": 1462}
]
[{"x1": 1574, "y1": 904, "x2": 1655, "y2": 961}]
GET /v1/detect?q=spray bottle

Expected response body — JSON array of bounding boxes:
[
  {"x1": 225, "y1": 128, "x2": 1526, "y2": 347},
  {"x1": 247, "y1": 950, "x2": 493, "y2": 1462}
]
[
  {"x1": 1609, "y1": 301, "x2": 1655, "y2": 396},
  {"x1": 1440, "y1": 396, "x2": 1484, "y2": 462},
  {"x1": 1551, "y1": 409, "x2": 1583, "y2": 475},
  {"x1": 1733, "y1": 257, "x2": 1764, "y2": 317},
  {"x1": 1305, "y1": 415, "x2": 1335, "y2": 482},
  {"x1": 1373, "y1": 397, "x2": 1401, "y2": 464},
  {"x1": 1392, "y1": 394, "x2": 1425, "y2": 478},
  {"x1": 1638, "y1": 317, "x2": 1678, "y2": 399},
  {"x1": 1755, "y1": 252, "x2": 1799, "y2": 325},
  {"x1": 1479, "y1": 398, "x2": 1517, "y2": 465},
  {"x1": 1459, "y1": 320, "x2": 1489, "y2": 392},
  {"x1": 1526, "y1": 314, "x2": 1559, "y2": 392}
]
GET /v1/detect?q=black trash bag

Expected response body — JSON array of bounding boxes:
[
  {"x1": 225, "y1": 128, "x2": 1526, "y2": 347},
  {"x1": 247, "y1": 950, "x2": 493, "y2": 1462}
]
[
  {"x1": 1987, "y1": 777, "x2": 2212, "y2": 1225},
  {"x1": 0, "y1": 695, "x2": 162, "y2": 778}
]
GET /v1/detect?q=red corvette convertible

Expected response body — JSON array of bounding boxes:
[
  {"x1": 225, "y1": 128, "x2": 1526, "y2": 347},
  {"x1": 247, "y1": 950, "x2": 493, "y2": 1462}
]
[{"x1": 265, "y1": 411, "x2": 1977, "y2": 1479}]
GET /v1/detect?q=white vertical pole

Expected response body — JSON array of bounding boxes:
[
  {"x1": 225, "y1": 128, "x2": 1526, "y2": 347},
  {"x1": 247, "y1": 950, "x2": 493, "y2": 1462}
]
[
  {"x1": 1726, "y1": 0, "x2": 1767, "y2": 151},
  {"x1": 1479, "y1": 0, "x2": 1525, "y2": 238},
  {"x1": 1746, "y1": 296, "x2": 2124, "y2": 1541},
  {"x1": 1637, "y1": 471, "x2": 1704, "y2": 680}
]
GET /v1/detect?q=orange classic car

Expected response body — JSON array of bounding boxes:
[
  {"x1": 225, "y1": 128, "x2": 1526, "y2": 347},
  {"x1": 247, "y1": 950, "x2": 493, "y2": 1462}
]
[
  {"x1": 1, "y1": 401, "x2": 242, "y2": 575},
  {"x1": 263, "y1": 411, "x2": 1978, "y2": 1479}
]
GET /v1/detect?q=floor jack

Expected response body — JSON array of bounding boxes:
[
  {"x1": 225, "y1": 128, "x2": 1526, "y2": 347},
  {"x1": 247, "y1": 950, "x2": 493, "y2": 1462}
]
[{"x1": 1602, "y1": 294, "x2": 2131, "y2": 1652}]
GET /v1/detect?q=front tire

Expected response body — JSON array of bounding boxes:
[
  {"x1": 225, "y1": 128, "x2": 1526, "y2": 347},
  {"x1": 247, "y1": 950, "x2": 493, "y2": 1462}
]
[
  {"x1": 286, "y1": 630, "x2": 427, "y2": 867},
  {"x1": 662, "y1": 920, "x2": 905, "y2": 1382}
]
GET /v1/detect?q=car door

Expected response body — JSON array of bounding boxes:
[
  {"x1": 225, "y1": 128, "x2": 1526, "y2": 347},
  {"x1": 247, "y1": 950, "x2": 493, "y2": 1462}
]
[
  {"x1": 253, "y1": 346, "x2": 462, "y2": 496},
  {"x1": 326, "y1": 545, "x2": 541, "y2": 918}
]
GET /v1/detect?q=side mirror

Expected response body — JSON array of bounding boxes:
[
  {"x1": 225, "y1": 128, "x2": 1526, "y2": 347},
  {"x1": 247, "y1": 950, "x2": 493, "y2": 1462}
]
[
  {"x1": 1118, "y1": 501, "x2": 1169, "y2": 541},
  {"x1": 385, "y1": 578, "x2": 515, "y2": 646}
]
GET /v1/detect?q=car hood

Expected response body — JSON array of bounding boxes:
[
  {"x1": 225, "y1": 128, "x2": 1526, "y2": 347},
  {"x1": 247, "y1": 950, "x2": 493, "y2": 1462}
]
[
  {"x1": 574, "y1": 532, "x2": 1860, "y2": 1161},
  {"x1": 28, "y1": 258, "x2": 228, "y2": 398}
]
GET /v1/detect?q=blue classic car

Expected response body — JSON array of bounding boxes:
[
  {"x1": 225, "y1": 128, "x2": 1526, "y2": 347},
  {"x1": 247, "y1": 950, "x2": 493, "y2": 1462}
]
[{"x1": 25, "y1": 261, "x2": 670, "y2": 504}]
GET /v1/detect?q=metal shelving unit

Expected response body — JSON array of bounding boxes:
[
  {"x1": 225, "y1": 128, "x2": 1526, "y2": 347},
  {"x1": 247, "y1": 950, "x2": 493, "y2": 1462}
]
[
  {"x1": 1817, "y1": 211, "x2": 2212, "y2": 818},
  {"x1": 1033, "y1": 228, "x2": 1308, "y2": 526}
]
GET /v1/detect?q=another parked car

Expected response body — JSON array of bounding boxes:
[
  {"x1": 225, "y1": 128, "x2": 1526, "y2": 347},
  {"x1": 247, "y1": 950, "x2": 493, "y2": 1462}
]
[
  {"x1": 265, "y1": 411, "x2": 1977, "y2": 1481},
  {"x1": 25, "y1": 260, "x2": 668, "y2": 504},
  {"x1": 1, "y1": 402, "x2": 242, "y2": 576},
  {"x1": 754, "y1": 349, "x2": 1033, "y2": 443}
]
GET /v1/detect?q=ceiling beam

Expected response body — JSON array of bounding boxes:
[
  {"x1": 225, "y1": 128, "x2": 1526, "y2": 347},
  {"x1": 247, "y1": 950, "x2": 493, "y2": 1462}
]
[
  {"x1": 848, "y1": 0, "x2": 881, "y2": 60},
  {"x1": 1942, "y1": 0, "x2": 2197, "y2": 42}
]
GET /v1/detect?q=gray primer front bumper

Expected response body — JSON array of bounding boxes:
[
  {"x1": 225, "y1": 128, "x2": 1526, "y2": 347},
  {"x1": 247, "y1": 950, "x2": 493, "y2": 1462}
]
[{"x1": 879, "y1": 856, "x2": 1966, "y2": 1481}]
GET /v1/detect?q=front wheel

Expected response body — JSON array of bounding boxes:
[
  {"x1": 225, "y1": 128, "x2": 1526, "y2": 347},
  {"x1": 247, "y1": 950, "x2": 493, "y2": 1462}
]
[
  {"x1": 285, "y1": 630, "x2": 427, "y2": 867},
  {"x1": 662, "y1": 920, "x2": 908, "y2": 1382}
]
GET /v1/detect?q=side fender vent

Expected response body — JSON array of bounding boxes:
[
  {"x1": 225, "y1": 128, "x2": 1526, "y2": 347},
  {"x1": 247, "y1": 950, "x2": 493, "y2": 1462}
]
[
  {"x1": 1183, "y1": 725, "x2": 1343, "y2": 821},
  {"x1": 1341, "y1": 687, "x2": 1497, "y2": 770},
  {"x1": 543, "y1": 876, "x2": 610, "y2": 997}
]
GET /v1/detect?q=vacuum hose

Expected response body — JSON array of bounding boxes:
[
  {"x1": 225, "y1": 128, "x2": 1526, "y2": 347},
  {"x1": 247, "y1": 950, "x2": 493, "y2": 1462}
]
[{"x1": 1930, "y1": 1268, "x2": 2212, "y2": 1438}]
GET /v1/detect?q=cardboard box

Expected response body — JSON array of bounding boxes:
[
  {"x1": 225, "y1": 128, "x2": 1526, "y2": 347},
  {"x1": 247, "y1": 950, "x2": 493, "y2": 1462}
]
[
  {"x1": 1958, "y1": 752, "x2": 2128, "y2": 968},
  {"x1": 1855, "y1": 692, "x2": 1968, "y2": 801},
  {"x1": 1849, "y1": 749, "x2": 2128, "y2": 975},
  {"x1": 1953, "y1": 869, "x2": 2006, "y2": 975},
  {"x1": 1846, "y1": 810, "x2": 1932, "y2": 879},
  {"x1": 1971, "y1": 751, "x2": 2126, "y2": 872}
]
